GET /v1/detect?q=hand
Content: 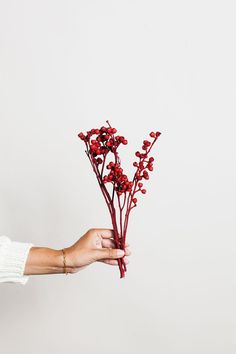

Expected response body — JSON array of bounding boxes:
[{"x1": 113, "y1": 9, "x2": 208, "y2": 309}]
[
  {"x1": 64, "y1": 228, "x2": 131, "y2": 273},
  {"x1": 24, "y1": 228, "x2": 131, "y2": 276}
]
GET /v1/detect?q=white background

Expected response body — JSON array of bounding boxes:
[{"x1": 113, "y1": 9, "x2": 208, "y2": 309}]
[{"x1": 0, "y1": 1, "x2": 236, "y2": 353}]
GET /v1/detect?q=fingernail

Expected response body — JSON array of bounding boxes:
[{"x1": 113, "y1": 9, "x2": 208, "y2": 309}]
[{"x1": 117, "y1": 250, "x2": 125, "y2": 257}]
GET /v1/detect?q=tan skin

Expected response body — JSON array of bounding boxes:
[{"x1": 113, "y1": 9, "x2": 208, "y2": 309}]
[{"x1": 24, "y1": 228, "x2": 131, "y2": 275}]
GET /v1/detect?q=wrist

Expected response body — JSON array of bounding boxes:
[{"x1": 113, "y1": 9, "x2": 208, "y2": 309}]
[
  {"x1": 24, "y1": 247, "x2": 69, "y2": 275},
  {"x1": 47, "y1": 248, "x2": 76, "y2": 274},
  {"x1": 59, "y1": 247, "x2": 76, "y2": 274}
]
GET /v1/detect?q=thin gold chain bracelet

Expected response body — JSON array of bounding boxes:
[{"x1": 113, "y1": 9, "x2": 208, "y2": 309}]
[{"x1": 62, "y1": 248, "x2": 68, "y2": 275}]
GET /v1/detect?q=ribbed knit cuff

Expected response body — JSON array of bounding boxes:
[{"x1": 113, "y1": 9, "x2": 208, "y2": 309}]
[{"x1": 0, "y1": 236, "x2": 33, "y2": 285}]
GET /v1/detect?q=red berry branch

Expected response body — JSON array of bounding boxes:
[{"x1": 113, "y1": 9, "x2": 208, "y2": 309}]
[{"x1": 78, "y1": 121, "x2": 161, "y2": 278}]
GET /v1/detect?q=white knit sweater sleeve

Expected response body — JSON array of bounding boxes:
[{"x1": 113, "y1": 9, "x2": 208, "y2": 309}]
[{"x1": 0, "y1": 236, "x2": 33, "y2": 284}]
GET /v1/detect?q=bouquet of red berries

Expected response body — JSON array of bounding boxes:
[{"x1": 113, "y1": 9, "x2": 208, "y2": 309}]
[{"x1": 78, "y1": 121, "x2": 161, "y2": 278}]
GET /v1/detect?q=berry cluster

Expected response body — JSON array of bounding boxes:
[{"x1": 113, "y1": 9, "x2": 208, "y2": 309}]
[
  {"x1": 131, "y1": 132, "x2": 161, "y2": 206},
  {"x1": 78, "y1": 121, "x2": 161, "y2": 278},
  {"x1": 103, "y1": 162, "x2": 134, "y2": 196},
  {"x1": 78, "y1": 126, "x2": 127, "y2": 162}
]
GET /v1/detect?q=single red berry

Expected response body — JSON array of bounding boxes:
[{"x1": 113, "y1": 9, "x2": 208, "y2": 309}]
[
  {"x1": 139, "y1": 162, "x2": 144, "y2": 170},
  {"x1": 138, "y1": 182, "x2": 143, "y2": 188},
  {"x1": 143, "y1": 140, "x2": 151, "y2": 146},
  {"x1": 78, "y1": 132, "x2": 85, "y2": 140},
  {"x1": 133, "y1": 198, "x2": 137, "y2": 204},
  {"x1": 143, "y1": 171, "x2": 149, "y2": 180},
  {"x1": 149, "y1": 157, "x2": 154, "y2": 162},
  {"x1": 156, "y1": 132, "x2": 161, "y2": 138},
  {"x1": 135, "y1": 151, "x2": 140, "y2": 157},
  {"x1": 96, "y1": 158, "x2": 103, "y2": 164},
  {"x1": 150, "y1": 132, "x2": 155, "y2": 138},
  {"x1": 112, "y1": 128, "x2": 117, "y2": 134},
  {"x1": 141, "y1": 189, "x2": 146, "y2": 194},
  {"x1": 123, "y1": 139, "x2": 128, "y2": 145}
]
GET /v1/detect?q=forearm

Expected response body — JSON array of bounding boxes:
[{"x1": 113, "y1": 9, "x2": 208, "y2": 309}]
[
  {"x1": 24, "y1": 247, "x2": 72, "y2": 275},
  {"x1": 1, "y1": 230, "x2": 130, "y2": 283}
]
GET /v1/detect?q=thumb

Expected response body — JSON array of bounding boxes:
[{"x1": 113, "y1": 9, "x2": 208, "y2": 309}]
[{"x1": 95, "y1": 248, "x2": 125, "y2": 261}]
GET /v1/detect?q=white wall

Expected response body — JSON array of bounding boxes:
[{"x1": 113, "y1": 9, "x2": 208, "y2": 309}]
[{"x1": 0, "y1": 1, "x2": 236, "y2": 353}]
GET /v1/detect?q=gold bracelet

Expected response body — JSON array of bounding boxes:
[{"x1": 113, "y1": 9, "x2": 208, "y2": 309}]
[{"x1": 62, "y1": 248, "x2": 68, "y2": 275}]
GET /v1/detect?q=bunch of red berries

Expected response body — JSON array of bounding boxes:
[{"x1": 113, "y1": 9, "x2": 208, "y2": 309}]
[
  {"x1": 130, "y1": 132, "x2": 161, "y2": 206},
  {"x1": 78, "y1": 126, "x2": 129, "y2": 167},
  {"x1": 78, "y1": 122, "x2": 161, "y2": 278},
  {"x1": 103, "y1": 162, "x2": 134, "y2": 196}
]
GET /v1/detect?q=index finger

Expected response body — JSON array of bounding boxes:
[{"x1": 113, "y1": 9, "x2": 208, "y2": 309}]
[{"x1": 95, "y1": 229, "x2": 114, "y2": 239}]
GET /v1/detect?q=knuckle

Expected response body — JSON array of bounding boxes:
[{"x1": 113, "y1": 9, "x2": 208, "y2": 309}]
[{"x1": 88, "y1": 228, "x2": 96, "y2": 234}]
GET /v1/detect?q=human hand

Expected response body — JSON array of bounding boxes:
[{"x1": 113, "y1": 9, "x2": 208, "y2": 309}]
[{"x1": 64, "y1": 228, "x2": 131, "y2": 273}]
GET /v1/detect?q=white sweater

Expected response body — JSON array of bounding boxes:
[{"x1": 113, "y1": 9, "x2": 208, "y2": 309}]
[{"x1": 0, "y1": 236, "x2": 33, "y2": 284}]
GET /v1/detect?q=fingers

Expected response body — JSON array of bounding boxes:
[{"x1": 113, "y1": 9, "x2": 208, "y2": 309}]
[
  {"x1": 103, "y1": 242, "x2": 131, "y2": 256},
  {"x1": 99, "y1": 257, "x2": 130, "y2": 266},
  {"x1": 102, "y1": 239, "x2": 116, "y2": 249},
  {"x1": 95, "y1": 247, "x2": 125, "y2": 260},
  {"x1": 92, "y1": 228, "x2": 114, "y2": 239},
  {"x1": 124, "y1": 247, "x2": 131, "y2": 256},
  {"x1": 95, "y1": 246, "x2": 131, "y2": 264},
  {"x1": 102, "y1": 238, "x2": 130, "y2": 250},
  {"x1": 90, "y1": 228, "x2": 130, "y2": 246}
]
